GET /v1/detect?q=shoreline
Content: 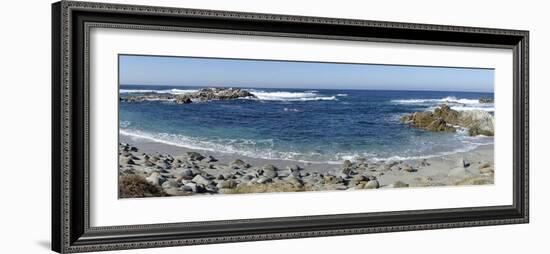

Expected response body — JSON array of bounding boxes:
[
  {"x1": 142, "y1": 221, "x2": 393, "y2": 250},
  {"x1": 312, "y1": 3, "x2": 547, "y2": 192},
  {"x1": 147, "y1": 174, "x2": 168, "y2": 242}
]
[{"x1": 119, "y1": 133, "x2": 494, "y2": 197}]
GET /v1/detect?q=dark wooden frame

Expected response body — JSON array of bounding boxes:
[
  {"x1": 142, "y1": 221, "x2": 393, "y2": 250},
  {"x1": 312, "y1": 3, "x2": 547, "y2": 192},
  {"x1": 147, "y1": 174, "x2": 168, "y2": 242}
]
[{"x1": 52, "y1": 1, "x2": 529, "y2": 253}]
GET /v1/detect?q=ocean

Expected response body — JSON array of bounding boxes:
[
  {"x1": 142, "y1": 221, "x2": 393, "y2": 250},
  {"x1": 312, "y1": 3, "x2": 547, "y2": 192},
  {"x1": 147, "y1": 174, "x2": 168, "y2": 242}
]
[{"x1": 119, "y1": 85, "x2": 494, "y2": 164}]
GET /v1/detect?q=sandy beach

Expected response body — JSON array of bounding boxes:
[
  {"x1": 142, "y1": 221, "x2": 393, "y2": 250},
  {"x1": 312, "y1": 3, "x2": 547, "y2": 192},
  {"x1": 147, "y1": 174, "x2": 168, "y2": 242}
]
[{"x1": 119, "y1": 133, "x2": 494, "y2": 198}]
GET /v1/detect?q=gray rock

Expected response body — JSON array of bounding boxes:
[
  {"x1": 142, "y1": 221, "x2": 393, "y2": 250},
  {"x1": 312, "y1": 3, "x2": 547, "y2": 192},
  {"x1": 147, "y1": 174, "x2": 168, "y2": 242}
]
[
  {"x1": 352, "y1": 174, "x2": 367, "y2": 182},
  {"x1": 341, "y1": 160, "x2": 353, "y2": 174},
  {"x1": 240, "y1": 174, "x2": 255, "y2": 182},
  {"x1": 348, "y1": 174, "x2": 367, "y2": 186},
  {"x1": 420, "y1": 159, "x2": 430, "y2": 167},
  {"x1": 223, "y1": 173, "x2": 235, "y2": 180},
  {"x1": 216, "y1": 179, "x2": 237, "y2": 189},
  {"x1": 263, "y1": 169, "x2": 278, "y2": 179},
  {"x1": 143, "y1": 160, "x2": 155, "y2": 167},
  {"x1": 480, "y1": 167, "x2": 494, "y2": 174},
  {"x1": 164, "y1": 187, "x2": 186, "y2": 196},
  {"x1": 146, "y1": 172, "x2": 166, "y2": 186},
  {"x1": 183, "y1": 182, "x2": 206, "y2": 193},
  {"x1": 256, "y1": 176, "x2": 273, "y2": 184},
  {"x1": 205, "y1": 155, "x2": 218, "y2": 162},
  {"x1": 363, "y1": 180, "x2": 380, "y2": 189},
  {"x1": 460, "y1": 110, "x2": 494, "y2": 136},
  {"x1": 263, "y1": 164, "x2": 278, "y2": 171},
  {"x1": 186, "y1": 151, "x2": 205, "y2": 161},
  {"x1": 205, "y1": 184, "x2": 218, "y2": 193},
  {"x1": 478, "y1": 162, "x2": 491, "y2": 169},
  {"x1": 121, "y1": 87, "x2": 256, "y2": 104},
  {"x1": 173, "y1": 168, "x2": 195, "y2": 180},
  {"x1": 138, "y1": 167, "x2": 157, "y2": 175},
  {"x1": 284, "y1": 175, "x2": 303, "y2": 186},
  {"x1": 156, "y1": 161, "x2": 171, "y2": 169},
  {"x1": 231, "y1": 159, "x2": 251, "y2": 168},
  {"x1": 401, "y1": 164, "x2": 417, "y2": 172},
  {"x1": 161, "y1": 179, "x2": 179, "y2": 189},
  {"x1": 120, "y1": 157, "x2": 135, "y2": 165},
  {"x1": 323, "y1": 175, "x2": 343, "y2": 184},
  {"x1": 192, "y1": 175, "x2": 211, "y2": 185},
  {"x1": 457, "y1": 158, "x2": 471, "y2": 168},
  {"x1": 390, "y1": 165, "x2": 401, "y2": 171}
]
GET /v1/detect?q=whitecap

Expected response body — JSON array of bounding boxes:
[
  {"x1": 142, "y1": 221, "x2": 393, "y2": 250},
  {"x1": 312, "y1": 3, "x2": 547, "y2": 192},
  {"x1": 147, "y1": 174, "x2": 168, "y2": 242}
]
[
  {"x1": 391, "y1": 96, "x2": 482, "y2": 105},
  {"x1": 119, "y1": 88, "x2": 198, "y2": 94},
  {"x1": 283, "y1": 108, "x2": 300, "y2": 112},
  {"x1": 247, "y1": 90, "x2": 337, "y2": 101}
]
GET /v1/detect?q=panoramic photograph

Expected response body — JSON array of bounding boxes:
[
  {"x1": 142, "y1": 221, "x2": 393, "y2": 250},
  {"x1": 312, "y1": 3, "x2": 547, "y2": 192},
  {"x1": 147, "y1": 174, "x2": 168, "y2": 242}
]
[{"x1": 117, "y1": 55, "x2": 495, "y2": 198}]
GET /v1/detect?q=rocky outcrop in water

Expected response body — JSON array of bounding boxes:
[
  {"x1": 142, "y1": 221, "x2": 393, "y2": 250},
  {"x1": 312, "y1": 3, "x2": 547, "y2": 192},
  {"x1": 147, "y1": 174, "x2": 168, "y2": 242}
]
[
  {"x1": 120, "y1": 87, "x2": 256, "y2": 104},
  {"x1": 479, "y1": 98, "x2": 494, "y2": 103},
  {"x1": 400, "y1": 104, "x2": 494, "y2": 136}
]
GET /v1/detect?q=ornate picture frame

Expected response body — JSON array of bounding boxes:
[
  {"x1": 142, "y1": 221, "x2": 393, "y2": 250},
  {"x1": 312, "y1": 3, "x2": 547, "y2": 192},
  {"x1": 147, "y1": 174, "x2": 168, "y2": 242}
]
[{"x1": 52, "y1": 1, "x2": 529, "y2": 253}]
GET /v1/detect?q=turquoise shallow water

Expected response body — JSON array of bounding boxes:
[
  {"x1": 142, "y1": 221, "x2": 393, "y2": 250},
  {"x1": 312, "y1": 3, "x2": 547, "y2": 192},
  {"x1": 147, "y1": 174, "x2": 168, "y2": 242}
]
[{"x1": 119, "y1": 85, "x2": 494, "y2": 163}]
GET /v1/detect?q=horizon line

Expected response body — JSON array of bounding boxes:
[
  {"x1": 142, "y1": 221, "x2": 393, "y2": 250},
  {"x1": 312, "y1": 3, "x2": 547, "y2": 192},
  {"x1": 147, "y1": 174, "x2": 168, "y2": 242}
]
[{"x1": 119, "y1": 83, "x2": 494, "y2": 93}]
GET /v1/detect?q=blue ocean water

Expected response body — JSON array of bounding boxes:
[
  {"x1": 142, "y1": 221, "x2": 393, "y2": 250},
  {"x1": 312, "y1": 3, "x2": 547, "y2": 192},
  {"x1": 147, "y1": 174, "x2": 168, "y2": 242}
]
[{"x1": 119, "y1": 85, "x2": 494, "y2": 164}]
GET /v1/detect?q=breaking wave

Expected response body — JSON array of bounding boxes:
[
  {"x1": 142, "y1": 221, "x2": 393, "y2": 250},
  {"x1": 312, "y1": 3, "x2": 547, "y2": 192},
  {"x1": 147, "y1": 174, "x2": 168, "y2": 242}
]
[{"x1": 247, "y1": 90, "x2": 337, "y2": 101}]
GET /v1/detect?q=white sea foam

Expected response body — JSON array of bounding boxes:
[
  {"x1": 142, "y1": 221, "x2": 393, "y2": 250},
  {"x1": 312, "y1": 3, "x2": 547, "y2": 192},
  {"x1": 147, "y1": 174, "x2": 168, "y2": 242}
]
[
  {"x1": 283, "y1": 108, "x2": 300, "y2": 112},
  {"x1": 119, "y1": 88, "x2": 198, "y2": 94},
  {"x1": 246, "y1": 89, "x2": 336, "y2": 101},
  {"x1": 119, "y1": 89, "x2": 156, "y2": 93},
  {"x1": 369, "y1": 142, "x2": 492, "y2": 162},
  {"x1": 120, "y1": 127, "x2": 493, "y2": 165},
  {"x1": 391, "y1": 96, "x2": 494, "y2": 112},
  {"x1": 449, "y1": 106, "x2": 495, "y2": 112},
  {"x1": 391, "y1": 96, "x2": 481, "y2": 105},
  {"x1": 120, "y1": 129, "x2": 320, "y2": 163}
]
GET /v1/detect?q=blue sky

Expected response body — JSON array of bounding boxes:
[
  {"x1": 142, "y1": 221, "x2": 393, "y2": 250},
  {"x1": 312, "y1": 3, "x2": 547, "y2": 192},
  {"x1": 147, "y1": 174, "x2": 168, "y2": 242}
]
[{"x1": 119, "y1": 55, "x2": 494, "y2": 92}]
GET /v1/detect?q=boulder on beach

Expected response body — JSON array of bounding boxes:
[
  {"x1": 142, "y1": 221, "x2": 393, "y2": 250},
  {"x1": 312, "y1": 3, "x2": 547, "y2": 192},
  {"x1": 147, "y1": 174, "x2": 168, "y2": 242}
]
[
  {"x1": 192, "y1": 174, "x2": 211, "y2": 185},
  {"x1": 361, "y1": 180, "x2": 380, "y2": 189},
  {"x1": 120, "y1": 157, "x2": 135, "y2": 165},
  {"x1": 146, "y1": 172, "x2": 166, "y2": 186},
  {"x1": 231, "y1": 159, "x2": 251, "y2": 168},
  {"x1": 186, "y1": 151, "x2": 205, "y2": 161},
  {"x1": 217, "y1": 179, "x2": 237, "y2": 189}
]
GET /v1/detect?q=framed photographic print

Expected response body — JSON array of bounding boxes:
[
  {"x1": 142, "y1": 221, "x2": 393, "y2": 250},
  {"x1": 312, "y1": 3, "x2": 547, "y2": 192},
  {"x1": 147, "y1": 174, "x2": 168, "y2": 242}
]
[{"x1": 51, "y1": 1, "x2": 529, "y2": 253}]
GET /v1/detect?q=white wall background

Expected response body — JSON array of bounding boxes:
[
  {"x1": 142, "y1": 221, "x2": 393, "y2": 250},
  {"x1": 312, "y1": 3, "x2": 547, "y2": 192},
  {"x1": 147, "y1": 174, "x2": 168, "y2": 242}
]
[{"x1": 0, "y1": 0, "x2": 546, "y2": 253}]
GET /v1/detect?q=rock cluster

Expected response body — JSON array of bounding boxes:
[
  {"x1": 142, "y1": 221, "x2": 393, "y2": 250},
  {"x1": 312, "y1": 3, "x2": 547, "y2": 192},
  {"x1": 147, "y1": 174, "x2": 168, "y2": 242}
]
[
  {"x1": 118, "y1": 143, "x2": 433, "y2": 198},
  {"x1": 120, "y1": 87, "x2": 256, "y2": 104},
  {"x1": 400, "y1": 104, "x2": 494, "y2": 136}
]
